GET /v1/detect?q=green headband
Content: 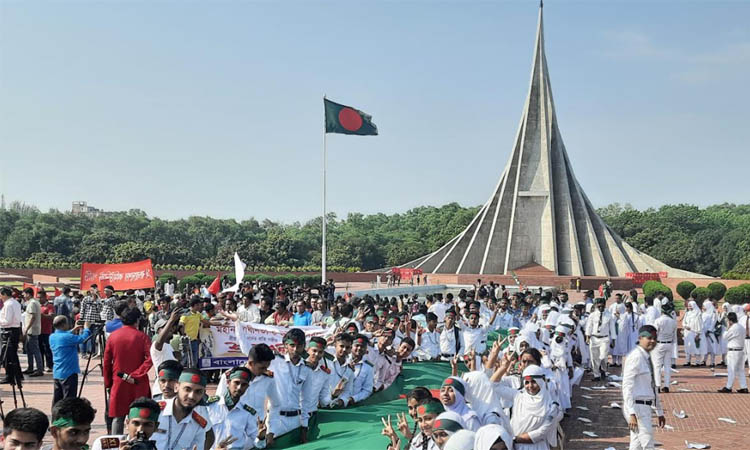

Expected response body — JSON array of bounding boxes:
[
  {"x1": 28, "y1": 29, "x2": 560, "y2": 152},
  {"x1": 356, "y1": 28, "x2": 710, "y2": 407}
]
[
  {"x1": 433, "y1": 418, "x2": 463, "y2": 433},
  {"x1": 442, "y1": 377, "x2": 465, "y2": 397},
  {"x1": 639, "y1": 330, "x2": 656, "y2": 339},
  {"x1": 158, "y1": 368, "x2": 181, "y2": 380},
  {"x1": 128, "y1": 407, "x2": 160, "y2": 423},
  {"x1": 179, "y1": 372, "x2": 207, "y2": 386},
  {"x1": 416, "y1": 403, "x2": 445, "y2": 416},
  {"x1": 228, "y1": 369, "x2": 252, "y2": 381},
  {"x1": 307, "y1": 340, "x2": 324, "y2": 350},
  {"x1": 52, "y1": 417, "x2": 79, "y2": 429}
]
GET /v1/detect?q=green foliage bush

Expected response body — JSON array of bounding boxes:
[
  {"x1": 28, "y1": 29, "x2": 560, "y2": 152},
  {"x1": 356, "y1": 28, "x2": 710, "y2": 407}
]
[
  {"x1": 721, "y1": 271, "x2": 750, "y2": 280},
  {"x1": 706, "y1": 281, "x2": 727, "y2": 300},
  {"x1": 691, "y1": 287, "x2": 710, "y2": 302},
  {"x1": 724, "y1": 284, "x2": 750, "y2": 305},
  {"x1": 642, "y1": 280, "x2": 673, "y2": 301},
  {"x1": 159, "y1": 272, "x2": 176, "y2": 284},
  {"x1": 676, "y1": 281, "x2": 697, "y2": 300}
]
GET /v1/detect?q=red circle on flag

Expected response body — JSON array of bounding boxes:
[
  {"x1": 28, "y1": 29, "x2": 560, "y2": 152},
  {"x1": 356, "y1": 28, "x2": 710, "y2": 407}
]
[
  {"x1": 338, "y1": 108, "x2": 362, "y2": 131},
  {"x1": 191, "y1": 374, "x2": 201, "y2": 383},
  {"x1": 139, "y1": 409, "x2": 151, "y2": 419}
]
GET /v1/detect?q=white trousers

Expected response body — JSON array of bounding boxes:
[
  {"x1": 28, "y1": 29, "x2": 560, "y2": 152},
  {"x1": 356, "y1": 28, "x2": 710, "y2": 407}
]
[
  {"x1": 625, "y1": 404, "x2": 655, "y2": 450},
  {"x1": 744, "y1": 339, "x2": 750, "y2": 372},
  {"x1": 651, "y1": 343, "x2": 672, "y2": 388},
  {"x1": 726, "y1": 349, "x2": 748, "y2": 389},
  {"x1": 589, "y1": 336, "x2": 609, "y2": 378}
]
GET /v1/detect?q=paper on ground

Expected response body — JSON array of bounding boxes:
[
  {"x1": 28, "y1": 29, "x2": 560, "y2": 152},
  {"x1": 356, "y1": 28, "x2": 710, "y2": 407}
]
[
  {"x1": 581, "y1": 395, "x2": 594, "y2": 399},
  {"x1": 580, "y1": 386, "x2": 593, "y2": 391},
  {"x1": 664, "y1": 424, "x2": 674, "y2": 431},
  {"x1": 577, "y1": 417, "x2": 592, "y2": 423},
  {"x1": 576, "y1": 406, "x2": 589, "y2": 411},
  {"x1": 718, "y1": 417, "x2": 736, "y2": 424},
  {"x1": 678, "y1": 388, "x2": 692, "y2": 392},
  {"x1": 673, "y1": 409, "x2": 688, "y2": 419},
  {"x1": 582, "y1": 431, "x2": 598, "y2": 437},
  {"x1": 685, "y1": 441, "x2": 710, "y2": 449},
  {"x1": 591, "y1": 386, "x2": 607, "y2": 390}
]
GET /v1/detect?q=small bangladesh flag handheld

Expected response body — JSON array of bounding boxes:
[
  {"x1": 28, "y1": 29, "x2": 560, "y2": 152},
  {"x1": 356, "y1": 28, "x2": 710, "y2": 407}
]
[{"x1": 324, "y1": 98, "x2": 378, "y2": 136}]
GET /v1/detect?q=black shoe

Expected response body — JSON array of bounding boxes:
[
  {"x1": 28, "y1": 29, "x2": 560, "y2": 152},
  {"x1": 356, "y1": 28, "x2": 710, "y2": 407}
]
[
  {"x1": 661, "y1": 387, "x2": 669, "y2": 393},
  {"x1": 718, "y1": 387, "x2": 731, "y2": 393},
  {"x1": 683, "y1": 363, "x2": 692, "y2": 367},
  {"x1": 737, "y1": 388, "x2": 749, "y2": 393},
  {"x1": 29, "y1": 371, "x2": 44, "y2": 377},
  {"x1": 592, "y1": 377, "x2": 601, "y2": 382},
  {"x1": 22, "y1": 369, "x2": 34, "y2": 375},
  {"x1": 671, "y1": 364, "x2": 676, "y2": 369}
]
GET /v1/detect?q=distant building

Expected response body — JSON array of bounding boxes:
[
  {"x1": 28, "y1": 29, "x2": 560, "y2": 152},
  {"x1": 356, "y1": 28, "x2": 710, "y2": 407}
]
[{"x1": 71, "y1": 201, "x2": 103, "y2": 217}]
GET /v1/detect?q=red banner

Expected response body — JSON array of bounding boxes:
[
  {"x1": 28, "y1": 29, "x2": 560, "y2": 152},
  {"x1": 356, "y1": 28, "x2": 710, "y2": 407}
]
[
  {"x1": 625, "y1": 272, "x2": 662, "y2": 283},
  {"x1": 80, "y1": 259, "x2": 155, "y2": 291}
]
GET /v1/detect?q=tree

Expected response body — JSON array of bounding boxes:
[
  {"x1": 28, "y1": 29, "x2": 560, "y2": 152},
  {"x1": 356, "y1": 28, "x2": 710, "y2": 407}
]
[
  {"x1": 706, "y1": 282, "x2": 727, "y2": 301},
  {"x1": 676, "y1": 281, "x2": 697, "y2": 300}
]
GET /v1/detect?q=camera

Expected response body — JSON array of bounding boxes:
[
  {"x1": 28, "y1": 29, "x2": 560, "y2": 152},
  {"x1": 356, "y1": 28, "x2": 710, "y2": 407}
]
[{"x1": 126, "y1": 431, "x2": 157, "y2": 450}]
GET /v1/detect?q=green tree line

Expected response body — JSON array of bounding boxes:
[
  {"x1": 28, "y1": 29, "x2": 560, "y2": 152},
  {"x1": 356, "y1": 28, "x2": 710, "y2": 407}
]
[{"x1": 0, "y1": 201, "x2": 748, "y2": 278}]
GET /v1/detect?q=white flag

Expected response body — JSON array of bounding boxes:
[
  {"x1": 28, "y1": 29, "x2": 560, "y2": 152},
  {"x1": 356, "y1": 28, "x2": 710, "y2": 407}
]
[{"x1": 222, "y1": 252, "x2": 246, "y2": 293}]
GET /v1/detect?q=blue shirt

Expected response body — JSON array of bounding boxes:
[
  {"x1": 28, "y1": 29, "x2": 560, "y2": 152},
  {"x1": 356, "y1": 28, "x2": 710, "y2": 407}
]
[
  {"x1": 293, "y1": 311, "x2": 312, "y2": 326},
  {"x1": 50, "y1": 328, "x2": 91, "y2": 380},
  {"x1": 105, "y1": 318, "x2": 123, "y2": 334}
]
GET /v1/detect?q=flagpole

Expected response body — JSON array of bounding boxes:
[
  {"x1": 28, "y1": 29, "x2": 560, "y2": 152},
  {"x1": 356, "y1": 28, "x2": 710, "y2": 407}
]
[{"x1": 322, "y1": 96, "x2": 327, "y2": 286}]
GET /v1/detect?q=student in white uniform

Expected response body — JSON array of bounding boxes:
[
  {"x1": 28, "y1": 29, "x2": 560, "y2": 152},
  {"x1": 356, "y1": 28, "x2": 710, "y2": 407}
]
[
  {"x1": 416, "y1": 313, "x2": 441, "y2": 361},
  {"x1": 509, "y1": 365, "x2": 563, "y2": 450},
  {"x1": 585, "y1": 298, "x2": 617, "y2": 381},
  {"x1": 622, "y1": 325, "x2": 666, "y2": 450},
  {"x1": 347, "y1": 334, "x2": 375, "y2": 406},
  {"x1": 150, "y1": 311, "x2": 180, "y2": 396},
  {"x1": 439, "y1": 308, "x2": 463, "y2": 361},
  {"x1": 462, "y1": 310, "x2": 488, "y2": 369},
  {"x1": 439, "y1": 377, "x2": 481, "y2": 432},
  {"x1": 207, "y1": 366, "x2": 267, "y2": 449},
  {"x1": 152, "y1": 360, "x2": 182, "y2": 401},
  {"x1": 651, "y1": 303, "x2": 677, "y2": 393},
  {"x1": 151, "y1": 369, "x2": 214, "y2": 450},
  {"x1": 718, "y1": 312, "x2": 749, "y2": 393}
]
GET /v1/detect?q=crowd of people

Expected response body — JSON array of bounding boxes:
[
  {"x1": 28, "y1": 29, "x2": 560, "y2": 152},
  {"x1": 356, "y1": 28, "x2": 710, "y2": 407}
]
[{"x1": 1, "y1": 278, "x2": 749, "y2": 450}]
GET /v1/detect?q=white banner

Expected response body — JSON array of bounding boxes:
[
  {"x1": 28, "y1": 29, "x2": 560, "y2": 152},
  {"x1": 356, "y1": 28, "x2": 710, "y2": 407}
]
[{"x1": 199, "y1": 320, "x2": 328, "y2": 369}]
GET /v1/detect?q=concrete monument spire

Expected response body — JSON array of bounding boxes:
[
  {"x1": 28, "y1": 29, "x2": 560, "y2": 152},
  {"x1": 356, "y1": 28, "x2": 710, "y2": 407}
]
[{"x1": 399, "y1": 5, "x2": 705, "y2": 278}]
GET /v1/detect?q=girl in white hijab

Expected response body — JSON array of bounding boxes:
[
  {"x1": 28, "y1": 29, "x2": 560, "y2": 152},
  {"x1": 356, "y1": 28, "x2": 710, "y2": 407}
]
[
  {"x1": 432, "y1": 411, "x2": 465, "y2": 449},
  {"x1": 443, "y1": 430, "x2": 475, "y2": 450},
  {"x1": 701, "y1": 299, "x2": 719, "y2": 367},
  {"x1": 440, "y1": 377, "x2": 481, "y2": 431},
  {"x1": 510, "y1": 365, "x2": 562, "y2": 450},
  {"x1": 682, "y1": 300, "x2": 704, "y2": 365},
  {"x1": 474, "y1": 424, "x2": 514, "y2": 450}
]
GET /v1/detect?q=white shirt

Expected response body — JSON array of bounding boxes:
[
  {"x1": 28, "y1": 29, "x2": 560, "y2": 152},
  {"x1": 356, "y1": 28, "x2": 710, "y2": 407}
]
[
  {"x1": 462, "y1": 325, "x2": 488, "y2": 354},
  {"x1": 348, "y1": 358, "x2": 374, "y2": 404},
  {"x1": 417, "y1": 329, "x2": 440, "y2": 360},
  {"x1": 207, "y1": 394, "x2": 266, "y2": 450},
  {"x1": 0, "y1": 298, "x2": 22, "y2": 328},
  {"x1": 215, "y1": 371, "x2": 280, "y2": 432},
  {"x1": 151, "y1": 398, "x2": 212, "y2": 450},
  {"x1": 303, "y1": 360, "x2": 333, "y2": 415},
  {"x1": 724, "y1": 323, "x2": 745, "y2": 349},
  {"x1": 585, "y1": 310, "x2": 617, "y2": 338},
  {"x1": 237, "y1": 304, "x2": 261, "y2": 323},
  {"x1": 324, "y1": 356, "x2": 354, "y2": 406},
  {"x1": 622, "y1": 346, "x2": 664, "y2": 416},
  {"x1": 268, "y1": 354, "x2": 313, "y2": 433},
  {"x1": 439, "y1": 325, "x2": 463, "y2": 356},
  {"x1": 428, "y1": 302, "x2": 450, "y2": 324},
  {"x1": 653, "y1": 314, "x2": 677, "y2": 343},
  {"x1": 150, "y1": 341, "x2": 176, "y2": 395}
]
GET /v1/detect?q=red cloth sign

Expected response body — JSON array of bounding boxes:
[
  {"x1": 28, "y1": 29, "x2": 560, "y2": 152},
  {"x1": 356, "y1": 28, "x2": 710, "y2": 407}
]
[{"x1": 80, "y1": 259, "x2": 155, "y2": 291}]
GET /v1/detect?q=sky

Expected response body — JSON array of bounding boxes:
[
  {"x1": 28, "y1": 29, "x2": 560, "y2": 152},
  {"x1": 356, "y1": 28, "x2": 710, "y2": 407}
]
[{"x1": 1, "y1": 0, "x2": 749, "y2": 223}]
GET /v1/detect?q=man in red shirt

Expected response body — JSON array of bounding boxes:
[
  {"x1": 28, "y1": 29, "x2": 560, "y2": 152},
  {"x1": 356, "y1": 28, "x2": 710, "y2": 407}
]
[
  {"x1": 103, "y1": 303, "x2": 153, "y2": 434},
  {"x1": 39, "y1": 291, "x2": 55, "y2": 372}
]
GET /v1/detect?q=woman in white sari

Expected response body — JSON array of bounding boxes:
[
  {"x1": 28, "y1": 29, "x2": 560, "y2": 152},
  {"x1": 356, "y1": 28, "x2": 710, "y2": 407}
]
[
  {"x1": 509, "y1": 365, "x2": 562, "y2": 450},
  {"x1": 682, "y1": 300, "x2": 704, "y2": 366},
  {"x1": 612, "y1": 302, "x2": 638, "y2": 363}
]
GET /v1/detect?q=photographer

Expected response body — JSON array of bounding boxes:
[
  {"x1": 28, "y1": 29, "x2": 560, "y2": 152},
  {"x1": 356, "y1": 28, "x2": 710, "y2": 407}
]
[
  {"x1": 0, "y1": 287, "x2": 23, "y2": 384},
  {"x1": 49, "y1": 316, "x2": 91, "y2": 406},
  {"x1": 90, "y1": 397, "x2": 161, "y2": 450}
]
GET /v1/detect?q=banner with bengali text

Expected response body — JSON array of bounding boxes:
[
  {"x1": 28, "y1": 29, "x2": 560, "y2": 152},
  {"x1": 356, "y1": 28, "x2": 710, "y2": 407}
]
[
  {"x1": 198, "y1": 321, "x2": 328, "y2": 370},
  {"x1": 80, "y1": 259, "x2": 155, "y2": 291}
]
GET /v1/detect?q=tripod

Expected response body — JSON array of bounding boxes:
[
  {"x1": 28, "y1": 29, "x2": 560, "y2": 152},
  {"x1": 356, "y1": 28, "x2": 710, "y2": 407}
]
[
  {"x1": 0, "y1": 330, "x2": 26, "y2": 420},
  {"x1": 78, "y1": 324, "x2": 111, "y2": 432}
]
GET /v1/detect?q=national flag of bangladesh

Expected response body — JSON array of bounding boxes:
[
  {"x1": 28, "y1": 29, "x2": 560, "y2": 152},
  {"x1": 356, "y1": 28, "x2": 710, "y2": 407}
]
[{"x1": 324, "y1": 98, "x2": 378, "y2": 136}]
